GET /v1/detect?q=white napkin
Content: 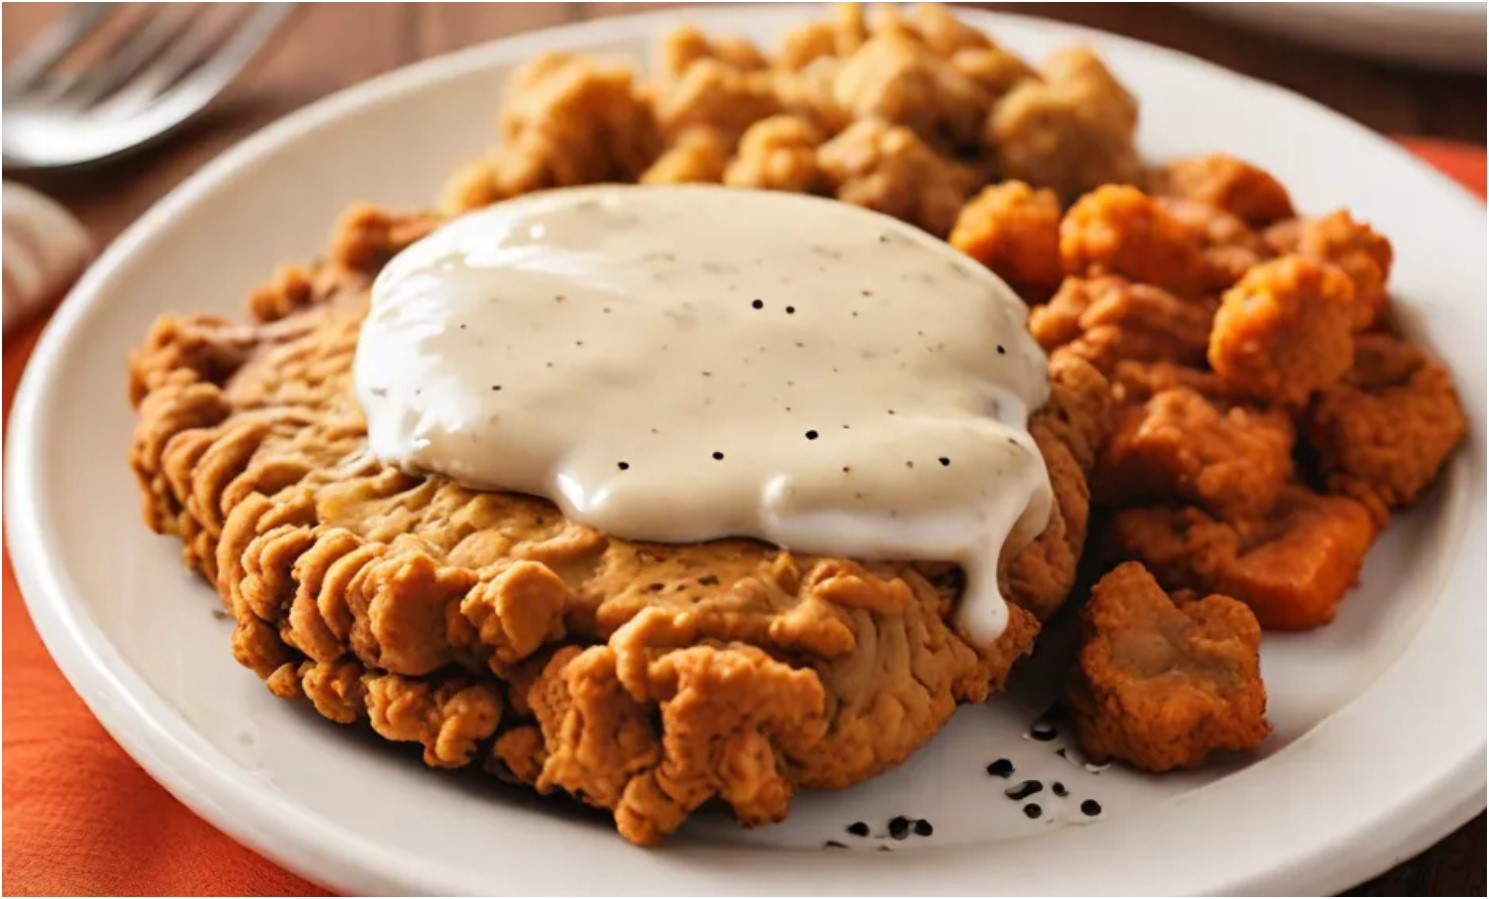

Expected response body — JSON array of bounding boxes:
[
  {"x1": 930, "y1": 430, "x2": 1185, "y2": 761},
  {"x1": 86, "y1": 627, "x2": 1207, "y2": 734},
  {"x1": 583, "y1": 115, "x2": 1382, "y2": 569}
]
[{"x1": 3, "y1": 182, "x2": 92, "y2": 331}]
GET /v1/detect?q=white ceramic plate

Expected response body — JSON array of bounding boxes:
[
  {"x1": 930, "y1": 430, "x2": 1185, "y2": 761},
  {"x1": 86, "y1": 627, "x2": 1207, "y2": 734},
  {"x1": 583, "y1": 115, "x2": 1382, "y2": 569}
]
[
  {"x1": 6, "y1": 6, "x2": 1485, "y2": 895},
  {"x1": 1192, "y1": 2, "x2": 1486, "y2": 72}
]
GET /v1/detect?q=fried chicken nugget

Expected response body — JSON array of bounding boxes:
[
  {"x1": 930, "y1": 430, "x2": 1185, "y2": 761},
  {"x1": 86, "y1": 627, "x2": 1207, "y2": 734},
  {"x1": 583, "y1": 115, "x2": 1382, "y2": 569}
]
[
  {"x1": 1148, "y1": 154, "x2": 1294, "y2": 227},
  {"x1": 724, "y1": 115, "x2": 826, "y2": 193},
  {"x1": 832, "y1": 31, "x2": 991, "y2": 152},
  {"x1": 1110, "y1": 484, "x2": 1377, "y2": 630},
  {"x1": 1096, "y1": 387, "x2": 1295, "y2": 522},
  {"x1": 1108, "y1": 360, "x2": 1240, "y2": 407},
  {"x1": 950, "y1": 181, "x2": 1063, "y2": 295},
  {"x1": 653, "y1": 58, "x2": 783, "y2": 147},
  {"x1": 1029, "y1": 275, "x2": 1215, "y2": 374},
  {"x1": 1059, "y1": 185, "x2": 1208, "y2": 294},
  {"x1": 640, "y1": 128, "x2": 729, "y2": 185},
  {"x1": 987, "y1": 47, "x2": 1140, "y2": 199},
  {"x1": 1208, "y1": 256, "x2": 1355, "y2": 407},
  {"x1": 1068, "y1": 562, "x2": 1268, "y2": 772},
  {"x1": 1157, "y1": 197, "x2": 1272, "y2": 292},
  {"x1": 1307, "y1": 332, "x2": 1467, "y2": 524},
  {"x1": 818, "y1": 118, "x2": 976, "y2": 236},
  {"x1": 438, "y1": 54, "x2": 660, "y2": 214},
  {"x1": 1266, "y1": 210, "x2": 1393, "y2": 330}
]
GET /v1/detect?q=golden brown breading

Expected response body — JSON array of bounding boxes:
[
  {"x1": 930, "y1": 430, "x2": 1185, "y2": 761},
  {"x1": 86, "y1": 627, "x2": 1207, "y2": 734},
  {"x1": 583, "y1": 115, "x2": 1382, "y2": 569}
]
[
  {"x1": 724, "y1": 115, "x2": 826, "y2": 192},
  {"x1": 653, "y1": 58, "x2": 783, "y2": 147},
  {"x1": 1068, "y1": 562, "x2": 1268, "y2": 772},
  {"x1": 639, "y1": 128, "x2": 729, "y2": 185},
  {"x1": 1266, "y1": 210, "x2": 1393, "y2": 330},
  {"x1": 1109, "y1": 485, "x2": 1377, "y2": 631},
  {"x1": 1000, "y1": 353, "x2": 1113, "y2": 620},
  {"x1": 831, "y1": 31, "x2": 990, "y2": 152},
  {"x1": 775, "y1": 2, "x2": 868, "y2": 71},
  {"x1": 1029, "y1": 275, "x2": 1216, "y2": 374},
  {"x1": 1148, "y1": 154, "x2": 1294, "y2": 227},
  {"x1": 1208, "y1": 256, "x2": 1355, "y2": 407},
  {"x1": 127, "y1": 204, "x2": 1098, "y2": 845},
  {"x1": 1306, "y1": 332, "x2": 1467, "y2": 524},
  {"x1": 987, "y1": 47, "x2": 1140, "y2": 199},
  {"x1": 817, "y1": 118, "x2": 976, "y2": 236},
  {"x1": 1096, "y1": 387, "x2": 1295, "y2": 522},
  {"x1": 949, "y1": 181, "x2": 1063, "y2": 295},
  {"x1": 1107, "y1": 360, "x2": 1240, "y2": 407},
  {"x1": 655, "y1": 25, "x2": 766, "y2": 82},
  {"x1": 439, "y1": 54, "x2": 660, "y2": 214},
  {"x1": 1059, "y1": 185, "x2": 1208, "y2": 294}
]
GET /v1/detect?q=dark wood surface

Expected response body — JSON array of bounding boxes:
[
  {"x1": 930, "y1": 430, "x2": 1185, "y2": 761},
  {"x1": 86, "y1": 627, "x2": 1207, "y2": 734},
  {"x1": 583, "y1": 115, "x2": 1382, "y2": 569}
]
[{"x1": 2, "y1": 4, "x2": 1484, "y2": 896}]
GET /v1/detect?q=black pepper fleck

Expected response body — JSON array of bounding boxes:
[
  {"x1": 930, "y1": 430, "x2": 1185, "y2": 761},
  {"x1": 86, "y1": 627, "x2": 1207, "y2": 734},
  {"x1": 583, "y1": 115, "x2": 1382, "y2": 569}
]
[
  {"x1": 617, "y1": 462, "x2": 630, "y2": 471},
  {"x1": 913, "y1": 819, "x2": 933, "y2": 837},
  {"x1": 1006, "y1": 780, "x2": 1043, "y2": 801},
  {"x1": 825, "y1": 840, "x2": 848, "y2": 849},
  {"x1": 785, "y1": 305, "x2": 796, "y2": 314},
  {"x1": 1052, "y1": 782, "x2": 1069, "y2": 797},
  {"x1": 805, "y1": 429, "x2": 819, "y2": 440},
  {"x1": 939, "y1": 457, "x2": 951, "y2": 467},
  {"x1": 490, "y1": 385, "x2": 502, "y2": 392},
  {"x1": 1081, "y1": 799, "x2": 1102, "y2": 817},
  {"x1": 847, "y1": 821, "x2": 870, "y2": 837},
  {"x1": 1031, "y1": 720, "x2": 1058, "y2": 742},
  {"x1": 888, "y1": 816, "x2": 912, "y2": 840},
  {"x1": 996, "y1": 344, "x2": 1006, "y2": 355},
  {"x1": 752, "y1": 299, "x2": 764, "y2": 309},
  {"x1": 1023, "y1": 803, "x2": 1043, "y2": 819},
  {"x1": 986, "y1": 758, "x2": 1014, "y2": 778},
  {"x1": 712, "y1": 451, "x2": 725, "y2": 461}
]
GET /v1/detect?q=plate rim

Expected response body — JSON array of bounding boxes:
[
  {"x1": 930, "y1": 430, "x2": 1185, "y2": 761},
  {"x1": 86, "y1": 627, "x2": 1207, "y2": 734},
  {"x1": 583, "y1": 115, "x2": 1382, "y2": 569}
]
[{"x1": 5, "y1": 4, "x2": 1485, "y2": 895}]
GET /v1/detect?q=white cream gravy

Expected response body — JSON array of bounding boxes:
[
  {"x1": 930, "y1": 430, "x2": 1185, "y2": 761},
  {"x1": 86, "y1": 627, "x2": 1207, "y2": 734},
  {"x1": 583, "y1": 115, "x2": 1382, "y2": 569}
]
[{"x1": 355, "y1": 185, "x2": 1051, "y2": 645}]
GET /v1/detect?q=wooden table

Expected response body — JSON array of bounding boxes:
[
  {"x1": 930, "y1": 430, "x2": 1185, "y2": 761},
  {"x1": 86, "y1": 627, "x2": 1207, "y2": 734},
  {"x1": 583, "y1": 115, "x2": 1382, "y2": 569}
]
[{"x1": 2, "y1": 4, "x2": 1484, "y2": 895}]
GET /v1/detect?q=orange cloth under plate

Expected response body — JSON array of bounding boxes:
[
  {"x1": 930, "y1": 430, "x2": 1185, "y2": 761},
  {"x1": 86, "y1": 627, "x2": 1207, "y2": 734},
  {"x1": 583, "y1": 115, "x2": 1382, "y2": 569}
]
[{"x1": 2, "y1": 139, "x2": 1483, "y2": 897}]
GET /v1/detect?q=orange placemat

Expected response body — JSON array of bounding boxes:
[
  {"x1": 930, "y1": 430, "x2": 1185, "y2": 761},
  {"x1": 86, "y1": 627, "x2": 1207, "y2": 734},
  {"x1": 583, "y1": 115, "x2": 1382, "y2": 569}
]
[{"x1": 3, "y1": 140, "x2": 1484, "y2": 897}]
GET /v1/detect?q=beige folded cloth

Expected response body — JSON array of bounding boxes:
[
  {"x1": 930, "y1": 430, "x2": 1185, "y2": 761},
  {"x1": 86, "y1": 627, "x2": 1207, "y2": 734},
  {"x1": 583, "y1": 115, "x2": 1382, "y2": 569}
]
[{"x1": 3, "y1": 182, "x2": 92, "y2": 331}]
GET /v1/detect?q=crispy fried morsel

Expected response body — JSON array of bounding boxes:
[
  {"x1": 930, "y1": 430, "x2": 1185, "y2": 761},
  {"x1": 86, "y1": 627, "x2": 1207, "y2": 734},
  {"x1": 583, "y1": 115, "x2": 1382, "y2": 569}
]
[
  {"x1": 639, "y1": 128, "x2": 729, "y2": 185},
  {"x1": 950, "y1": 181, "x2": 1062, "y2": 294},
  {"x1": 818, "y1": 119, "x2": 976, "y2": 236},
  {"x1": 1157, "y1": 197, "x2": 1271, "y2": 292},
  {"x1": 950, "y1": 46, "x2": 1036, "y2": 102},
  {"x1": 1109, "y1": 485, "x2": 1377, "y2": 630},
  {"x1": 767, "y1": 65, "x2": 854, "y2": 138},
  {"x1": 655, "y1": 25, "x2": 766, "y2": 81},
  {"x1": 654, "y1": 59, "x2": 783, "y2": 147},
  {"x1": 775, "y1": 2, "x2": 868, "y2": 70},
  {"x1": 1029, "y1": 275, "x2": 1215, "y2": 374},
  {"x1": 1266, "y1": 210, "x2": 1393, "y2": 330},
  {"x1": 1307, "y1": 332, "x2": 1467, "y2": 524},
  {"x1": 906, "y1": 2, "x2": 994, "y2": 55},
  {"x1": 1108, "y1": 360, "x2": 1241, "y2": 407},
  {"x1": 1147, "y1": 154, "x2": 1294, "y2": 226},
  {"x1": 1208, "y1": 256, "x2": 1355, "y2": 407},
  {"x1": 724, "y1": 115, "x2": 827, "y2": 193},
  {"x1": 439, "y1": 54, "x2": 659, "y2": 214},
  {"x1": 1059, "y1": 186, "x2": 1208, "y2": 294},
  {"x1": 831, "y1": 32, "x2": 990, "y2": 152},
  {"x1": 1095, "y1": 387, "x2": 1294, "y2": 521},
  {"x1": 1001, "y1": 354, "x2": 1112, "y2": 619},
  {"x1": 1068, "y1": 562, "x2": 1268, "y2": 771},
  {"x1": 987, "y1": 47, "x2": 1140, "y2": 198}
]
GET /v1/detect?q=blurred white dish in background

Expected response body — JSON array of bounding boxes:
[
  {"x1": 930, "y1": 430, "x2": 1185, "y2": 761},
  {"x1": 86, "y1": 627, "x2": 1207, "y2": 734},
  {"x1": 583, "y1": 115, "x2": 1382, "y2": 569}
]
[{"x1": 1195, "y1": 2, "x2": 1486, "y2": 71}]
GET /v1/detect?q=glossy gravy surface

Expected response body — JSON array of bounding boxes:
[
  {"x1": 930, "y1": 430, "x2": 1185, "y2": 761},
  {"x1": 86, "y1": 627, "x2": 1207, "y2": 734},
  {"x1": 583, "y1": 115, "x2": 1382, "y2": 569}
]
[{"x1": 355, "y1": 185, "x2": 1051, "y2": 644}]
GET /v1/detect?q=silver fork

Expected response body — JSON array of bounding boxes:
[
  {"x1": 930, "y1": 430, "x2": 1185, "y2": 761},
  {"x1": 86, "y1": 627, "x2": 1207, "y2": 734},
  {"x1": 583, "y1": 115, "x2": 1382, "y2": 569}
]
[{"x1": 2, "y1": 3, "x2": 294, "y2": 170}]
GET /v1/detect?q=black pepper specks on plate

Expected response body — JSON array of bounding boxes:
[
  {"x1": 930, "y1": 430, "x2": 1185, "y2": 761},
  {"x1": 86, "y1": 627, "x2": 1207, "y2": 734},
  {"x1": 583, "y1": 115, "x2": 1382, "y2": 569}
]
[
  {"x1": 847, "y1": 821, "x2": 870, "y2": 837},
  {"x1": 1005, "y1": 780, "x2": 1043, "y2": 801},
  {"x1": 1081, "y1": 799, "x2": 1102, "y2": 817},
  {"x1": 1052, "y1": 782, "x2": 1068, "y2": 797},
  {"x1": 1023, "y1": 803, "x2": 1042, "y2": 819},
  {"x1": 986, "y1": 758, "x2": 1014, "y2": 778},
  {"x1": 888, "y1": 816, "x2": 912, "y2": 840}
]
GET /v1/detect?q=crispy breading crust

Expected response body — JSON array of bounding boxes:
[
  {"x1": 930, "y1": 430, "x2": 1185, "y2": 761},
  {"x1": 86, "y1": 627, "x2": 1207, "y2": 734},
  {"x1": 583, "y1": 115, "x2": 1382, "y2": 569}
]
[{"x1": 129, "y1": 201, "x2": 1098, "y2": 844}]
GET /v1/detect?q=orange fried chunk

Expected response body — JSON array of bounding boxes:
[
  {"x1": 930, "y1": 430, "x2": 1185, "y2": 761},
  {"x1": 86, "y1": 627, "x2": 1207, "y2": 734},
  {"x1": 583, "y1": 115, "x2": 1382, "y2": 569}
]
[
  {"x1": 1029, "y1": 275, "x2": 1214, "y2": 374},
  {"x1": 1267, "y1": 210, "x2": 1393, "y2": 330},
  {"x1": 1068, "y1": 562, "x2": 1268, "y2": 772},
  {"x1": 949, "y1": 181, "x2": 1062, "y2": 294},
  {"x1": 987, "y1": 47, "x2": 1140, "y2": 198},
  {"x1": 1307, "y1": 332, "x2": 1467, "y2": 523},
  {"x1": 1096, "y1": 387, "x2": 1294, "y2": 522},
  {"x1": 1208, "y1": 256, "x2": 1355, "y2": 406},
  {"x1": 1110, "y1": 485, "x2": 1377, "y2": 630},
  {"x1": 1157, "y1": 197, "x2": 1271, "y2": 291},
  {"x1": 1148, "y1": 154, "x2": 1294, "y2": 226},
  {"x1": 1108, "y1": 360, "x2": 1239, "y2": 407},
  {"x1": 1059, "y1": 185, "x2": 1207, "y2": 294}
]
